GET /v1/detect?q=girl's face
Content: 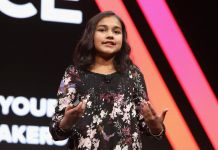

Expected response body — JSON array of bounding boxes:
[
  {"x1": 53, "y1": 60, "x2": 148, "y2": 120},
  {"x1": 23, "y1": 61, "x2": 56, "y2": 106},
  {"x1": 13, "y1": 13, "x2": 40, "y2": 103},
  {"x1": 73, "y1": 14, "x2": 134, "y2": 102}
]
[{"x1": 94, "y1": 16, "x2": 123, "y2": 58}]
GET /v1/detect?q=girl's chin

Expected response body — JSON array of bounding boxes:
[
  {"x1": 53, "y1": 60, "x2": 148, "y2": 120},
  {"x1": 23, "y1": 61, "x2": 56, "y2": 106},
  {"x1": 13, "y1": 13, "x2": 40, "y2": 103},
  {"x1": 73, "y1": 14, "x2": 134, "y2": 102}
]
[{"x1": 97, "y1": 47, "x2": 120, "y2": 54}]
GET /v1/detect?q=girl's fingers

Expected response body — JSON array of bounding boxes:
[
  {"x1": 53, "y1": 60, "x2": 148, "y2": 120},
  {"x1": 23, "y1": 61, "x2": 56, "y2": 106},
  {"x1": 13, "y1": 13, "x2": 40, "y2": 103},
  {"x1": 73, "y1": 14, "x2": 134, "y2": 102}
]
[
  {"x1": 81, "y1": 100, "x2": 87, "y2": 110},
  {"x1": 69, "y1": 100, "x2": 87, "y2": 115},
  {"x1": 147, "y1": 101, "x2": 157, "y2": 116},
  {"x1": 67, "y1": 101, "x2": 83, "y2": 114},
  {"x1": 141, "y1": 101, "x2": 153, "y2": 118},
  {"x1": 160, "y1": 108, "x2": 168, "y2": 122},
  {"x1": 65, "y1": 104, "x2": 74, "y2": 113},
  {"x1": 78, "y1": 100, "x2": 87, "y2": 115}
]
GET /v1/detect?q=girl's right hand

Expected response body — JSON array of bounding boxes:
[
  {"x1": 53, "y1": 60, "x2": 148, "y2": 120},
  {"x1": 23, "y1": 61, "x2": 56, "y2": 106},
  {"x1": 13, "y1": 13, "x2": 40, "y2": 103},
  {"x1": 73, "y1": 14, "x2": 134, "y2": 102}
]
[{"x1": 59, "y1": 100, "x2": 87, "y2": 130}]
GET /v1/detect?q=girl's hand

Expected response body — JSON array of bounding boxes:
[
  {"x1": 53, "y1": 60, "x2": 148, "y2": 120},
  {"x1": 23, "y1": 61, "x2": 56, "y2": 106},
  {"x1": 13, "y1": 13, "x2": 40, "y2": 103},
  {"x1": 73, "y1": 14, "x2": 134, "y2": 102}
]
[
  {"x1": 59, "y1": 100, "x2": 87, "y2": 130},
  {"x1": 140, "y1": 100, "x2": 168, "y2": 135}
]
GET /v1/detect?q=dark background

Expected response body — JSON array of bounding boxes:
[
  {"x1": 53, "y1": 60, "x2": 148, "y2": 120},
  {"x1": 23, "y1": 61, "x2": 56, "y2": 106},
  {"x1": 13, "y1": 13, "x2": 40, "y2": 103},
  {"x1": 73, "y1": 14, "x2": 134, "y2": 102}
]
[{"x1": 0, "y1": 0, "x2": 217, "y2": 149}]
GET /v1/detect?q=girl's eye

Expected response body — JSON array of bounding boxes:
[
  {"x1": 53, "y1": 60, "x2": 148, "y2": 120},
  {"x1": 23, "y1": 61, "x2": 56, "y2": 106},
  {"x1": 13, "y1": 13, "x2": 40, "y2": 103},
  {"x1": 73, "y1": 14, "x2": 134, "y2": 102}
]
[
  {"x1": 114, "y1": 30, "x2": 121, "y2": 34},
  {"x1": 97, "y1": 28, "x2": 106, "y2": 32}
]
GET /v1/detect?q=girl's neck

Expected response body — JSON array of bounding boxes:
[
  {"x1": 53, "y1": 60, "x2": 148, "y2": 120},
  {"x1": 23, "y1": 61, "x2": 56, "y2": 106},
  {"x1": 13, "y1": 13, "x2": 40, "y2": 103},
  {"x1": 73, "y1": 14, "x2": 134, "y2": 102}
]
[{"x1": 89, "y1": 55, "x2": 116, "y2": 74}]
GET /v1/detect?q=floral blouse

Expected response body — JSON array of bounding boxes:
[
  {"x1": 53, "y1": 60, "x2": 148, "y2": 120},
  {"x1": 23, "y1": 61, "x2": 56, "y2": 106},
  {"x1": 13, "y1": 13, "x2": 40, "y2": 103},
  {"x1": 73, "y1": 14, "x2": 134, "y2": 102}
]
[{"x1": 50, "y1": 64, "x2": 164, "y2": 150}]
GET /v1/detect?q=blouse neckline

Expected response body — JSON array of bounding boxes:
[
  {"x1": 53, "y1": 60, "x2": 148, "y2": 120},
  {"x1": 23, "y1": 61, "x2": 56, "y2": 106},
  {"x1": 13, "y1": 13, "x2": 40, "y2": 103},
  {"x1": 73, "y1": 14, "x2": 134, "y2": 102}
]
[{"x1": 85, "y1": 69, "x2": 118, "y2": 76}]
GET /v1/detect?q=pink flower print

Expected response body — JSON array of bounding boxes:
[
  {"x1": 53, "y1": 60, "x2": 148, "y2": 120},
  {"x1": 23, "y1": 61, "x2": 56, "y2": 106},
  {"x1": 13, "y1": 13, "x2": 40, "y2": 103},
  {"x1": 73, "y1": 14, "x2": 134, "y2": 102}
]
[
  {"x1": 125, "y1": 137, "x2": 132, "y2": 145},
  {"x1": 122, "y1": 127, "x2": 130, "y2": 136},
  {"x1": 71, "y1": 94, "x2": 75, "y2": 100},
  {"x1": 59, "y1": 96, "x2": 71, "y2": 111},
  {"x1": 114, "y1": 94, "x2": 124, "y2": 103},
  {"x1": 98, "y1": 125, "x2": 115, "y2": 142},
  {"x1": 58, "y1": 80, "x2": 65, "y2": 94}
]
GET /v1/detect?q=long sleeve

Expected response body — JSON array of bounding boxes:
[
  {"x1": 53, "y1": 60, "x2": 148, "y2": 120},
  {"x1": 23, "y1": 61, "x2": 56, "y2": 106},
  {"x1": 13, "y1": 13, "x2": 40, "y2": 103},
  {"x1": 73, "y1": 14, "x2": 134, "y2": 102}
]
[
  {"x1": 132, "y1": 65, "x2": 165, "y2": 140},
  {"x1": 49, "y1": 65, "x2": 78, "y2": 141}
]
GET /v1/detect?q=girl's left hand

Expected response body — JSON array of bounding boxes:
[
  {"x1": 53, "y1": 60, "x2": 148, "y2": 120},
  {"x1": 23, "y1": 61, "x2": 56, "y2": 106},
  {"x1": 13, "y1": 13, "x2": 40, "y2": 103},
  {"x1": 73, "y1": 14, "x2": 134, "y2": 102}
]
[{"x1": 140, "y1": 100, "x2": 168, "y2": 135}]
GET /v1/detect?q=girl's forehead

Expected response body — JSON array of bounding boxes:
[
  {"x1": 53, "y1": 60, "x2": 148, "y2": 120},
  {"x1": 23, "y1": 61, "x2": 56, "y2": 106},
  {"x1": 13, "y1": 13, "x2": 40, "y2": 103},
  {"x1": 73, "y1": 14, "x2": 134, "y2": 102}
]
[{"x1": 96, "y1": 16, "x2": 122, "y2": 28}]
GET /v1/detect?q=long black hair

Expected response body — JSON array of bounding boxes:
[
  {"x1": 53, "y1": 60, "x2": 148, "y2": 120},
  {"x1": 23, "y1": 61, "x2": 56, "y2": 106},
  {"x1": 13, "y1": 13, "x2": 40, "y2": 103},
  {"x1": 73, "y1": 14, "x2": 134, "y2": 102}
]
[{"x1": 73, "y1": 11, "x2": 132, "y2": 73}]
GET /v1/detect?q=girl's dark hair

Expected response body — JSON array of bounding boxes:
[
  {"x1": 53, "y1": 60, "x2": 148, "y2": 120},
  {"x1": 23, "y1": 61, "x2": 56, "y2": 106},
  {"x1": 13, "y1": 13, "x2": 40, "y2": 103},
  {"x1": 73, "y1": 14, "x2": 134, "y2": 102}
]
[{"x1": 73, "y1": 11, "x2": 132, "y2": 73}]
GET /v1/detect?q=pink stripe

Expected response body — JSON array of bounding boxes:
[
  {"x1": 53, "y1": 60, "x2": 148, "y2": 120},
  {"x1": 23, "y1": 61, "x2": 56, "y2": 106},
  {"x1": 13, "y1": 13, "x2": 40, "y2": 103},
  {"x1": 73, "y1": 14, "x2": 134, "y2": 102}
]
[{"x1": 137, "y1": 0, "x2": 218, "y2": 148}]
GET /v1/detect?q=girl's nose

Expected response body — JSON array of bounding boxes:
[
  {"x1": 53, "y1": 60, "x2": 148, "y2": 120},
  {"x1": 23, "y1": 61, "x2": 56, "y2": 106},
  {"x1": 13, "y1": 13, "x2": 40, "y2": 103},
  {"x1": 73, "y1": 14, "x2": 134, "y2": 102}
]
[{"x1": 106, "y1": 31, "x2": 114, "y2": 39}]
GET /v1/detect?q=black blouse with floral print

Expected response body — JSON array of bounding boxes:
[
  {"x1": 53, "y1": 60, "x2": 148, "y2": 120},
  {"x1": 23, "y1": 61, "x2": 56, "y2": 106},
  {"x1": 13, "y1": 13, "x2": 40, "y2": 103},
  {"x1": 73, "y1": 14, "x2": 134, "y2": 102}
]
[{"x1": 50, "y1": 64, "x2": 164, "y2": 150}]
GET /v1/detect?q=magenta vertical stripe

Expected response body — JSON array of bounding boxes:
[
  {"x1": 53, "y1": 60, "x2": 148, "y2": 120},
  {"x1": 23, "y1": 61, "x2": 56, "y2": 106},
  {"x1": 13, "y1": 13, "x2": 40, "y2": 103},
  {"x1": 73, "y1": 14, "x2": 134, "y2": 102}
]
[{"x1": 137, "y1": 0, "x2": 218, "y2": 148}]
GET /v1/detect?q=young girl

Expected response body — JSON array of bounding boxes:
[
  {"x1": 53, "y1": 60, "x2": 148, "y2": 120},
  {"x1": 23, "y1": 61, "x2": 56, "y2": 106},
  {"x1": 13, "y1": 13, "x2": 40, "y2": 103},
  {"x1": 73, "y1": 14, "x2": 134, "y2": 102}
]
[{"x1": 50, "y1": 11, "x2": 167, "y2": 150}]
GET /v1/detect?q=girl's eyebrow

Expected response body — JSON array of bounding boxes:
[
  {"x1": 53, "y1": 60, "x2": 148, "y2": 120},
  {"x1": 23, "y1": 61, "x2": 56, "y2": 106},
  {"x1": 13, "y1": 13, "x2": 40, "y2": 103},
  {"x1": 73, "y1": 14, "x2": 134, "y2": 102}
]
[{"x1": 96, "y1": 24, "x2": 122, "y2": 29}]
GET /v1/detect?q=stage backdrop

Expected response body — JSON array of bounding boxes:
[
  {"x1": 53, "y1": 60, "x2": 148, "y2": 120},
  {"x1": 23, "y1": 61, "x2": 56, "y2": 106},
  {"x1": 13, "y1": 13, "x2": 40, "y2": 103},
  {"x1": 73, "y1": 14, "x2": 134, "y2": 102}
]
[{"x1": 0, "y1": 1, "x2": 217, "y2": 150}]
